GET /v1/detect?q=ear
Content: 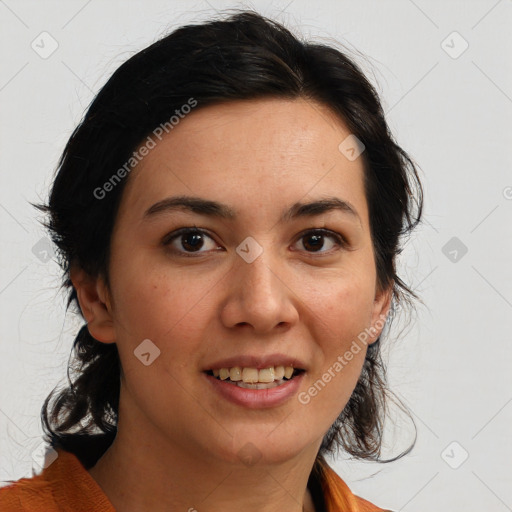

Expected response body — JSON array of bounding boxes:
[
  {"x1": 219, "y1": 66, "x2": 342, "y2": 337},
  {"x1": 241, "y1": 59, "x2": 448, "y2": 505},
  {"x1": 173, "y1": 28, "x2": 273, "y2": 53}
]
[
  {"x1": 367, "y1": 284, "x2": 393, "y2": 345},
  {"x1": 70, "y1": 265, "x2": 116, "y2": 344}
]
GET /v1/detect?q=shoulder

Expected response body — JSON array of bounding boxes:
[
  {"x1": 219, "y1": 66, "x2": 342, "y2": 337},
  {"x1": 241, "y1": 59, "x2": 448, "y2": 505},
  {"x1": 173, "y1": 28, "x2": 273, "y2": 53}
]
[
  {"x1": 0, "y1": 473, "x2": 57, "y2": 512},
  {"x1": 0, "y1": 448, "x2": 114, "y2": 512},
  {"x1": 355, "y1": 494, "x2": 395, "y2": 512},
  {"x1": 321, "y1": 461, "x2": 393, "y2": 512}
]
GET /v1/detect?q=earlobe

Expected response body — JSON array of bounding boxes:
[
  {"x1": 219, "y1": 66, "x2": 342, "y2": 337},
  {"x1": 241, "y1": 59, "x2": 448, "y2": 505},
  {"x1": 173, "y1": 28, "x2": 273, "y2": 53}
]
[{"x1": 70, "y1": 266, "x2": 116, "y2": 344}]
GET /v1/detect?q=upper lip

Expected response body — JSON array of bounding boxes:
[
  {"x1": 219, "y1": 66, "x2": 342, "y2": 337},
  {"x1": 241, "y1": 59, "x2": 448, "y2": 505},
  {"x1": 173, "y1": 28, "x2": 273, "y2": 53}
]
[{"x1": 203, "y1": 353, "x2": 307, "y2": 371}]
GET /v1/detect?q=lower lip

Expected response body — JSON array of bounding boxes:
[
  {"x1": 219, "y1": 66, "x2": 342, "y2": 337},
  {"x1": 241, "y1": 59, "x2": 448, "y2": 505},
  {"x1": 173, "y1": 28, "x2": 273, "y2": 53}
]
[{"x1": 203, "y1": 372, "x2": 305, "y2": 409}]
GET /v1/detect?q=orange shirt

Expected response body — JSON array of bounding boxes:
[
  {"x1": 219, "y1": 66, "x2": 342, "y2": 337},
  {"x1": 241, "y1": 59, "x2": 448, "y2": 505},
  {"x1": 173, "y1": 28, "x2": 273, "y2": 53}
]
[
  {"x1": 0, "y1": 449, "x2": 389, "y2": 511},
  {"x1": 320, "y1": 462, "x2": 389, "y2": 511}
]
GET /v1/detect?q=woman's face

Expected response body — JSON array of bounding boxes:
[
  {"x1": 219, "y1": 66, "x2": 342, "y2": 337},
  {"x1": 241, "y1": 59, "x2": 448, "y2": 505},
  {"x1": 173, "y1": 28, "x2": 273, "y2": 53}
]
[{"x1": 99, "y1": 98, "x2": 390, "y2": 465}]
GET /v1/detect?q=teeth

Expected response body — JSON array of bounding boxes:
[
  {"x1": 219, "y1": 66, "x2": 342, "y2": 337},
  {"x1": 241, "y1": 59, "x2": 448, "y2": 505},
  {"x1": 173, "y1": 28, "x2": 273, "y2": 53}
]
[
  {"x1": 274, "y1": 366, "x2": 285, "y2": 380},
  {"x1": 257, "y1": 367, "x2": 275, "y2": 383},
  {"x1": 229, "y1": 367, "x2": 242, "y2": 381},
  {"x1": 242, "y1": 367, "x2": 259, "y2": 383},
  {"x1": 210, "y1": 365, "x2": 298, "y2": 383}
]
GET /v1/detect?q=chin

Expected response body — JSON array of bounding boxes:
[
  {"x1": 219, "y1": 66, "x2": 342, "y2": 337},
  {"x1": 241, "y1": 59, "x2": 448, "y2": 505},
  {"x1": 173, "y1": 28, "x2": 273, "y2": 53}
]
[{"x1": 213, "y1": 429, "x2": 313, "y2": 467}]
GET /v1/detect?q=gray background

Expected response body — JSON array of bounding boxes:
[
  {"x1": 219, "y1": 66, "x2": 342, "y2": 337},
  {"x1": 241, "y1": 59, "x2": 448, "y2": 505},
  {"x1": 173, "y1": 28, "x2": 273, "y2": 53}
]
[{"x1": 0, "y1": 0, "x2": 511, "y2": 510}]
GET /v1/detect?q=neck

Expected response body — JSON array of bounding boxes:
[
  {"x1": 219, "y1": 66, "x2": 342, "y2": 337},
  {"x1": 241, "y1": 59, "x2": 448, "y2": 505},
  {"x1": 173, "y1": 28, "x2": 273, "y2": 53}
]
[{"x1": 88, "y1": 396, "x2": 320, "y2": 512}]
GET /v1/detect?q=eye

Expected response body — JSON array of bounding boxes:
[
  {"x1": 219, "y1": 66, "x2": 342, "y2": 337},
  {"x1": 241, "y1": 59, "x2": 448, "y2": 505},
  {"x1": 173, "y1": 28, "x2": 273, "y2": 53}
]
[
  {"x1": 162, "y1": 227, "x2": 221, "y2": 256},
  {"x1": 293, "y1": 229, "x2": 346, "y2": 254},
  {"x1": 162, "y1": 227, "x2": 347, "y2": 257}
]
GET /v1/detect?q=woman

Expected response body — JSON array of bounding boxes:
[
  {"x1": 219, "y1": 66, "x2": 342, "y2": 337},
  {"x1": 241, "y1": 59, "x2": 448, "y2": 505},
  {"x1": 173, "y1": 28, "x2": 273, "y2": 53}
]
[{"x1": 0, "y1": 9, "x2": 422, "y2": 512}]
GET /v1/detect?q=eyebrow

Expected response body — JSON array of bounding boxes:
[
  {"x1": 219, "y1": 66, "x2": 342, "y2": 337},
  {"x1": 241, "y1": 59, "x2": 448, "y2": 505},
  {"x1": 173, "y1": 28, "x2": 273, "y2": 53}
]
[{"x1": 143, "y1": 195, "x2": 361, "y2": 224}]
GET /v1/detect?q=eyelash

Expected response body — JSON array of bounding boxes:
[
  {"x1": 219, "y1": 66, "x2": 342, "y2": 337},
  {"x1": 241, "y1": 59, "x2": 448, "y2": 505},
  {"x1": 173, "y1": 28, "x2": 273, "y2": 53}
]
[{"x1": 161, "y1": 226, "x2": 347, "y2": 257}]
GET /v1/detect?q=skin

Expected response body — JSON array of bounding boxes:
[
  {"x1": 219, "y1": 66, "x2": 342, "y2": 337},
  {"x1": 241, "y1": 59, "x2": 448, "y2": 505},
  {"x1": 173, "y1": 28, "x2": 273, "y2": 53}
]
[{"x1": 72, "y1": 97, "x2": 391, "y2": 512}]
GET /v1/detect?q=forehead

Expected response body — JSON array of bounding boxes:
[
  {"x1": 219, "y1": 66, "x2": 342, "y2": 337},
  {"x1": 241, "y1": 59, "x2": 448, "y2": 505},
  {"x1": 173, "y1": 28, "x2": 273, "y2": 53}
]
[{"x1": 118, "y1": 98, "x2": 368, "y2": 226}]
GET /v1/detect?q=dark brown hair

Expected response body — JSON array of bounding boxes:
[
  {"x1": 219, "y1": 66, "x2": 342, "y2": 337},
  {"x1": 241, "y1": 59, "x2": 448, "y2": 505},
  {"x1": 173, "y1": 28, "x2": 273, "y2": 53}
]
[{"x1": 36, "y1": 9, "x2": 422, "y2": 471}]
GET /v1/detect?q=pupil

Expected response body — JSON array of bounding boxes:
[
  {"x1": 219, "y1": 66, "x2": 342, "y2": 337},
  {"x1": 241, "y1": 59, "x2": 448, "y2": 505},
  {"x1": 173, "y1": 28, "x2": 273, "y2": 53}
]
[
  {"x1": 304, "y1": 234, "x2": 323, "y2": 252},
  {"x1": 182, "y1": 232, "x2": 203, "y2": 251}
]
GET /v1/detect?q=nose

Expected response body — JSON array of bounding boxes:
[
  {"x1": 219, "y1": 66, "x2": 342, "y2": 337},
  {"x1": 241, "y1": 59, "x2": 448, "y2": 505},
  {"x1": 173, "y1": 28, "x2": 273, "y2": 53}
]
[{"x1": 219, "y1": 249, "x2": 299, "y2": 334}]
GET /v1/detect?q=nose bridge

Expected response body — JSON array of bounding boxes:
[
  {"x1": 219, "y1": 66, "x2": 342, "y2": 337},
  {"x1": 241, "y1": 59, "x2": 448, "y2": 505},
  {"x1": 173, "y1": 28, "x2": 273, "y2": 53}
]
[
  {"x1": 221, "y1": 238, "x2": 298, "y2": 331},
  {"x1": 238, "y1": 243, "x2": 282, "y2": 306}
]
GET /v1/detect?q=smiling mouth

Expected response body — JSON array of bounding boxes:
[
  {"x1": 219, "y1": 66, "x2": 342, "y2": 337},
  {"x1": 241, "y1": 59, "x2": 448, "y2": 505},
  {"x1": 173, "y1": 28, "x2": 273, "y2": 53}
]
[{"x1": 204, "y1": 366, "x2": 305, "y2": 389}]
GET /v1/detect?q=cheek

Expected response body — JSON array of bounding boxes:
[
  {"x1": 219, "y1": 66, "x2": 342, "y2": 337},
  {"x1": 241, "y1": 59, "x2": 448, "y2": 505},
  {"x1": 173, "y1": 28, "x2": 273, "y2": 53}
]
[
  {"x1": 108, "y1": 257, "x2": 222, "y2": 367},
  {"x1": 299, "y1": 351, "x2": 366, "y2": 436},
  {"x1": 306, "y1": 264, "x2": 377, "y2": 338},
  {"x1": 297, "y1": 270, "x2": 375, "y2": 417}
]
